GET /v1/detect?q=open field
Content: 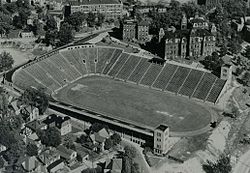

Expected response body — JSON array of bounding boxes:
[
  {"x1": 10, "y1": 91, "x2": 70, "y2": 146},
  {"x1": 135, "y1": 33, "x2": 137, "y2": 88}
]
[{"x1": 54, "y1": 76, "x2": 211, "y2": 132}]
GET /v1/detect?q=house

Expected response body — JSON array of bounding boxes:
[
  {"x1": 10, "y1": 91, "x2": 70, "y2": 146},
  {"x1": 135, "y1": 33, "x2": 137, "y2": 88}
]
[
  {"x1": 20, "y1": 105, "x2": 39, "y2": 122},
  {"x1": 43, "y1": 114, "x2": 72, "y2": 136},
  {"x1": 56, "y1": 145, "x2": 77, "y2": 165},
  {"x1": 22, "y1": 156, "x2": 41, "y2": 173},
  {"x1": 90, "y1": 128, "x2": 110, "y2": 151},
  {"x1": 23, "y1": 120, "x2": 47, "y2": 136},
  {"x1": 0, "y1": 144, "x2": 7, "y2": 153},
  {"x1": 47, "y1": 159, "x2": 65, "y2": 173},
  {"x1": 111, "y1": 158, "x2": 122, "y2": 173},
  {"x1": 20, "y1": 31, "x2": 34, "y2": 38},
  {"x1": 26, "y1": 132, "x2": 42, "y2": 152},
  {"x1": 74, "y1": 143, "x2": 89, "y2": 162},
  {"x1": 38, "y1": 149, "x2": 61, "y2": 167}
]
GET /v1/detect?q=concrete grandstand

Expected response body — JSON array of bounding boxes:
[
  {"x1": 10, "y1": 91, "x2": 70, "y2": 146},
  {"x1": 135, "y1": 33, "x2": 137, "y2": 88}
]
[{"x1": 8, "y1": 44, "x2": 229, "y2": 155}]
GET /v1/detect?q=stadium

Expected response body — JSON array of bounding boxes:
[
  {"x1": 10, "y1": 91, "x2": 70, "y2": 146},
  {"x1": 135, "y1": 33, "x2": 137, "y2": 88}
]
[{"x1": 7, "y1": 44, "x2": 229, "y2": 155}]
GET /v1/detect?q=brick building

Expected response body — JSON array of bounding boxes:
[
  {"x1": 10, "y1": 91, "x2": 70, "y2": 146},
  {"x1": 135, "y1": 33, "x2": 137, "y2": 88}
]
[
  {"x1": 68, "y1": 0, "x2": 123, "y2": 20},
  {"x1": 160, "y1": 14, "x2": 216, "y2": 59},
  {"x1": 122, "y1": 19, "x2": 149, "y2": 42}
]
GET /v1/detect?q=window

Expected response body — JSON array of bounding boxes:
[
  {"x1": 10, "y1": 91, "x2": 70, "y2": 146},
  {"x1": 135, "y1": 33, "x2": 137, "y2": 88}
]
[
  {"x1": 82, "y1": 59, "x2": 86, "y2": 64},
  {"x1": 157, "y1": 132, "x2": 161, "y2": 137}
]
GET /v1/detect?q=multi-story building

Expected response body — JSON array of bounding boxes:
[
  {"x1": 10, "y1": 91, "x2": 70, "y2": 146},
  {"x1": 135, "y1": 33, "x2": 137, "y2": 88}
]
[
  {"x1": 161, "y1": 14, "x2": 216, "y2": 59},
  {"x1": 154, "y1": 124, "x2": 170, "y2": 155},
  {"x1": 122, "y1": 19, "x2": 137, "y2": 41},
  {"x1": 68, "y1": 0, "x2": 123, "y2": 20},
  {"x1": 122, "y1": 19, "x2": 149, "y2": 42}
]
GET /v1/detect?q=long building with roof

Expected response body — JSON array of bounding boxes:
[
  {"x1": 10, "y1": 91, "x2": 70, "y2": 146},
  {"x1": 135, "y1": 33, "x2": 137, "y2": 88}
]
[{"x1": 68, "y1": 0, "x2": 123, "y2": 20}]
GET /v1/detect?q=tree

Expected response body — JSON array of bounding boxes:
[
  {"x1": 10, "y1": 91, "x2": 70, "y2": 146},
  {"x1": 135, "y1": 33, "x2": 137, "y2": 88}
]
[
  {"x1": 228, "y1": 40, "x2": 242, "y2": 55},
  {"x1": 219, "y1": 44, "x2": 228, "y2": 57},
  {"x1": 26, "y1": 143, "x2": 38, "y2": 156},
  {"x1": 86, "y1": 12, "x2": 96, "y2": 27},
  {"x1": 124, "y1": 145, "x2": 137, "y2": 159},
  {"x1": 203, "y1": 155, "x2": 232, "y2": 173},
  {"x1": 44, "y1": 15, "x2": 57, "y2": 31},
  {"x1": 58, "y1": 22, "x2": 74, "y2": 46},
  {"x1": 243, "y1": 46, "x2": 250, "y2": 60},
  {"x1": 111, "y1": 133, "x2": 121, "y2": 145},
  {"x1": 96, "y1": 13, "x2": 105, "y2": 27},
  {"x1": 122, "y1": 156, "x2": 132, "y2": 173},
  {"x1": 65, "y1": 12, "x2": 86, "y2": 32},
  {"x1": 131, "y1": 162, "x2": 140, "y2": 173},
  {"x1": 241, "y1": 71, "x2": 250, "y2": 86},
  {"x1": 104, "y1": 138, "x2": 113, "y2": 150},
  {"x1": 19, "y1": 88, "x2": 49, "y2": 115},
  {"x1": 44, "y1": 29, "x2": 57, "y2": 46},
  {"x1": 0, "y1": 51, "x2": 14, "y2": 72},
  {"x1": 181, "y1": 1, "x2": 206, "y2": 18},
  {"x1": 38, "y1": 127, "x2": 61, "y2": 147},
  {"x1": 0, "y1": 156, "x2": 4, "y2": 168},
  {"x1": 0, "y1": 12, "x2": 12, "y2": 37}
]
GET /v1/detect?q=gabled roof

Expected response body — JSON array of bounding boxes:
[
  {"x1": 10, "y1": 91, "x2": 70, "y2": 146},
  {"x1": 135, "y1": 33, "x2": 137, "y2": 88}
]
[
  {"x1": 190, "y1": 29, "x2": 212, "y2": 37},
  {"x1": 47, "y1": 159, "x2": 64, "y2": 172},
  {"x1": 57, "y1": 145, "x2": 76, "y2": 160},
  {"x1": 26, "y1": 120, "x2": 47, "y2": 131},
  {"x1": 39, "y1": 149, "x2": 60, "y2": 165},
  {"x1": 22, "y1": 156, "x2": 39, "y2": 171},
  {"x1": 90, "y1": 128, "x2": 110, "y2": 143},
  {"x1": 111, "y1": 158, "x2": 122, "y2": 172},
  {"x1": 43, "y1": 114, "x2": 71, "y2": 129}
]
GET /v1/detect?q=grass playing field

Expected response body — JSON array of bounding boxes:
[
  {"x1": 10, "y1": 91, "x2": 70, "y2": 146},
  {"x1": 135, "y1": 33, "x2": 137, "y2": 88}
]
[{"x1": 54, "y1": 76, "x2": 211, "y2": 132}]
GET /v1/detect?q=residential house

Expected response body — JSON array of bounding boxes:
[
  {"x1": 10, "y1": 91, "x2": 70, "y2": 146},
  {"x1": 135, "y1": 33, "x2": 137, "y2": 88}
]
[
  {"x1": 20, "y1": 105, "x2": 39, "y2": 123},
  {"x1": 38, "y1": 149, "x2": 61, "y2": 167},
  {"x1": 56, "y1": 145, "x2": 77, "y2": 165},
  {"x1": 74, "y1": 143, "x2": 89, "y2": 162},
  {"x1": 26, "y1": 132, "x2": 42, "y2": 153},
  {"x1": 47, "y1": 159, "x2": 65, "y2": 173},
  {"x1": 90, "y1": 128, "x2": 110, "y2": 151},
  {"x1": 22, "y1": 156, "x2": 41, "y2": 173},
  {"x1": 20, "y1": 31, "x2": 34, "y2": 38},
  {"x1": 23, "y1": 120, "x2": 47, "y2": 137},
  {"x1": 43, "y1": 114, "x2": 72, "y2": 136}
]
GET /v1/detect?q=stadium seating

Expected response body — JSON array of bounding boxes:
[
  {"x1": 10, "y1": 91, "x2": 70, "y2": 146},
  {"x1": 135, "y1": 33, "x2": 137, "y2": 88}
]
[
  {"x1": 152, "y1": 64, "x2": 178, "y2": 90},
  {"x1": 165, "y1": 67, "x2": 191, "y2": 93},
  {"x1": 178, "y1": 70, "x2": 204, "y2": 97},
  {"x1": 192, "y1": 73, "x2": 217, "y2": 100},
  {"x1": 108, "y1": 53, "x2": 130, "y2": 77},
  {"x1": 12, "y1": 46, "x2": 226, "y2": 104},
  {"x1": 116, "y1": 55, "x2": 141, "y2": 80},
  {"x1": 206, "y1": 79, "x2": 226, "y2": 103},
  {"x1": 128, "y1": 58, "x2": 151, "y2": 83},
  {"x1": 83, "y1": 48, "x2": 97, "y2": 73},
  {"x1": 38, "y1": 60, "x2": 69, "y2": 85},
  {"x1": 140, "y1": 64, "x2": 163, "y2": 86},
  {"x1": 96, "y1": 48, "x2": 115, "y2": 74},
  {"x1": 102, "y1": 49, "x2": 122, "y2": 75},
  {"x1": 48, "y1": 54, "x2": 81, "y2": 80},
  {"x1": 61, "y1": 50, "x2": 88, "y2": 76},
  {"x1": 25, "y1": 63, "x2": 61, "y2": 90},
  {"x1": 13, "y1": 70, "x2": 42, "y2": 91},
  {"x1": 78, "y1": 48, "x2": 92, "y2": 73}
]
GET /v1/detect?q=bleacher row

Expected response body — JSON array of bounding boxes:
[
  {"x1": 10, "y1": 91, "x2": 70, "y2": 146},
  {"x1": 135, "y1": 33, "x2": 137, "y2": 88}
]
[{"x1": 13, "y1": 46, "x2": 226, "y2": 104}]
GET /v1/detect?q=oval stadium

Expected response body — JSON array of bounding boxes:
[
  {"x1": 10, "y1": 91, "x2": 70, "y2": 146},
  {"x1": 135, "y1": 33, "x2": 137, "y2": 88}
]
[{"x1": 7, "y1": 44, "x2": 229, "y2": 154}]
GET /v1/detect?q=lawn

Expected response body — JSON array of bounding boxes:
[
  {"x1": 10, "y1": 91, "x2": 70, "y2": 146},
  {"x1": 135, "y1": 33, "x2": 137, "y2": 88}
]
[{"x1": 54, "y1": 76, "x2": 211, "y2": 133}]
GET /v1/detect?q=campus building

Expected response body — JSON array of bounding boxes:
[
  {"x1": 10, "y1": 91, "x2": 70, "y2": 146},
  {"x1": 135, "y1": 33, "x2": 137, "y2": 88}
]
[
  {"x1": 122, "y1": 19, "x2": 149, "y2": 42},
  {"x1": 68, "y1": 0, "x2": 123, "y2": 20},
  {"x1": 160, "y1": 14, "x2": 216, "y2": 59}
]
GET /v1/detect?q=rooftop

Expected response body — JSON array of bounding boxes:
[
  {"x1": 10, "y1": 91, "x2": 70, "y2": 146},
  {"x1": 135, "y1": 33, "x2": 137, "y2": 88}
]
[
  {"x1": 156, "y1": 124, "x2": 168, "y2": 131},
  {"x1": 69, "y1": 0, "x2": 121, "y2": 5}
]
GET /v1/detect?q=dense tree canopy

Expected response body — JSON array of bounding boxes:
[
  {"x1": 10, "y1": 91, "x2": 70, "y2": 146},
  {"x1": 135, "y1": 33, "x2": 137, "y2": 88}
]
[
  {"x1": 65, "y1": 12, "x2": 87, "y2": 31},
  {"x1": 203, "y1": 155, "x2": 232, "y2": 173},
  {"x1": 19, "y1": 88, "x2": 49, "y2": 115},
  {"x1": 58, "y1": 22, "x2": 74, "y2": 46},
  {"x1": 0, "y1": 51, "x2": 14, "y2": 72},
  {"x1": 0, "y1": 12, "x2": 12, "y2": 37},
  {"x1": 38, "y1": 127, "x2": 61, "y2": 147}
]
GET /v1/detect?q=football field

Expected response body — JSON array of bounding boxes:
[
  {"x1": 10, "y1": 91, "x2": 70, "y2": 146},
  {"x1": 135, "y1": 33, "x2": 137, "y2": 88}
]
[{"x1": 54, "y1": 76, "x2": 212, "y2": 133}]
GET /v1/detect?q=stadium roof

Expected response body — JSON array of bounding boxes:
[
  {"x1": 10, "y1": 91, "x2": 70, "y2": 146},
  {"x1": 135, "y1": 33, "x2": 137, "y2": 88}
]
[{"x1": 69, "y1": 0, "x2": 121, "y2": 5}]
